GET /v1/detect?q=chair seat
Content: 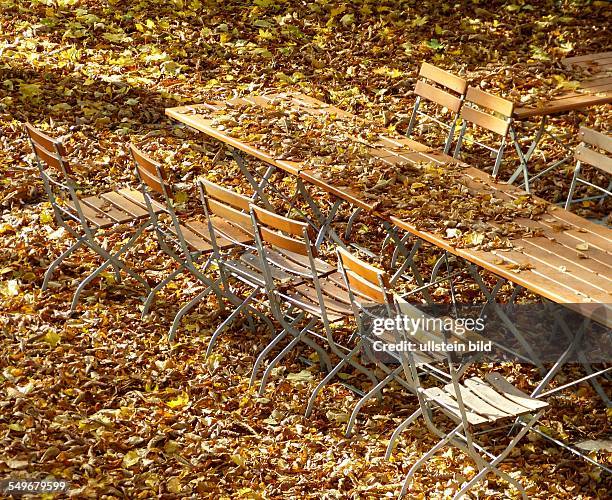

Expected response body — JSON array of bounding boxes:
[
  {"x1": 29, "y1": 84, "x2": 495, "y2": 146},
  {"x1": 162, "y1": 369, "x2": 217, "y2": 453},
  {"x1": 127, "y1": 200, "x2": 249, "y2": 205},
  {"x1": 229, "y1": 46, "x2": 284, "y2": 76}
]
[
  {"x1": 423, "y1": 372, "x2": 549, "y2": 428},
  {"x1": 67, "y1": 188, "x2": 161, "y2": 229}
]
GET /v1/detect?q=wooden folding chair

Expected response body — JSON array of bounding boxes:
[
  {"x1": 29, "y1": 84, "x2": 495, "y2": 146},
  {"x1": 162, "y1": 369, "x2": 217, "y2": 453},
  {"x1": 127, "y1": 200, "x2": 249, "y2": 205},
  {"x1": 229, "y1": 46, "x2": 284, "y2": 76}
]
[
  {"x1": 406, "y1": 62, "x2": 468, "y2": 154},
  {"x1": 248, "y1": 205, "x2": 382, "y2": 397},
  {"x1": 25, "y1": 123, "x2": 156, "y2": 312},
  {"x1": 565, "y1": 127, "x2": 612, "y2": 210},
  {"x1": 386, "y1": 307, "x2": 549, "y2": 499},
  {"x1": 453, "y1": 87, "x2": 515, "y2": 183},
  {"x1": 197, "y1": 177, "x2": 277, "y2": 355},
  {"x1": 129, "y1": 145, "x2": 254, "y2": 341}
]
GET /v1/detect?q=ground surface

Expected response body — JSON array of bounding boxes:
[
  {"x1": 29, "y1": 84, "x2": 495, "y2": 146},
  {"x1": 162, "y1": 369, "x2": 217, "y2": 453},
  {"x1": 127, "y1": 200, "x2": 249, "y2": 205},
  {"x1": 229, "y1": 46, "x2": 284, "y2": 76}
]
[{"x1": 1, "y1": 1, "x2": 611, "y2": 498}]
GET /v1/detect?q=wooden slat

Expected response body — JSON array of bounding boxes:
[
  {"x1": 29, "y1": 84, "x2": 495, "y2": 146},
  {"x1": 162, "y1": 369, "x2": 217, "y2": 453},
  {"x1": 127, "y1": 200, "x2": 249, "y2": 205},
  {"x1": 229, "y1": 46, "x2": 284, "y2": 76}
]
[
  {"x1": 199, "y1": 178, "x2": 251, "y2": 211},
  {"x1": 25, "y1": 123, "x2": 67, "y2": 157},
  {"x1": 513, "y1": 93, "x2": 612, "y2": 119},
  {"x1": 66, "y1": 199, "x2": 113, "y2": 228},
  {"x1": 423, "y1": 387, "x2": 490, "y2": 426},
  {"x1": 465, "y1": 87, "x2": 514, "y2": 116},
  {"x1": 293, "y1": 283, "x2": 353, "y2": 314},
  {"x1": 259, "y1": 226, "x2": 309, "y2": 256},
  {"x1": 239, "y1": 252, "x2": 295, "y2": 283},
  {"x1": 463, "y1": 377, "x2": 537, "y2": 416},
  {"x1": 337, "y1": 246, "x2": 389, "y2": 288},
  {"x1": 210, "y1": 216, "x2": 252, "y2": 244},
  {"x1": 460, "y1": 106, "x2": 510, "y2": 136},
  {"x1": 580, "y1": 127, "x2": 612, "y2": 154},
  {"x1": 490, "y1": 250, "x2": 612, "y2": 303},
  {"x1": 168, "y1": 224, "x2": 213, "y2": 253},
  {"x1": 101, "y1": 190, "x2": 149, "y2": 218},
  {"x1": 130, "y1": 145, "x2": 166, "y2": 180},
  {"x1": 484, "y1": 373, "x2": 548, "y2": 411},
  {"x1": 414, "y1": 80, "x2": 463, "y2": 112},
  {"x1": 419, "y1": 62, "x2": 468, "y2": 95},
  {"x1": 443, "y1": 383, "x2": 512, "y2": 421},
  {"x1": 345, "y1": 269, "x2": 388, "y2": 304},
  {"x1": 116, "y1": 188, "x2": 167, "y2": 213},
  {"x1": 207, "y1": 198, "x2": 252, "y2": 233},
  {"x1": 184, "y1": 220, "x2": 235, "y2": 250},
  {"x1": 563, "y1": 51, "x2": 612, "y2": 65},
  {"x1": 80, "y1": 195, "x2": 134, "y2": 224},
  {"x1": 253, "y1": 205, "x2": 309, "y2": 237},
  {"x1": 516, "y1": 238, "x2": 611, "y2": 292},
  {"x1": 575, "y1": 144, "x2": 612, "y2": 174}
]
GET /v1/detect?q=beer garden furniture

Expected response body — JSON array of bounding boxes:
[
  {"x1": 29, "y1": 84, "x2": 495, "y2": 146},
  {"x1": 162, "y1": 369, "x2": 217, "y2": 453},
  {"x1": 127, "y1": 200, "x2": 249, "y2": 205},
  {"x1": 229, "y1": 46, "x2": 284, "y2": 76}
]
[
  {"x1": 165, "y1": 91, "x2": 611, "y2": 470},
  {"x1": 508, "y1": 51, "x2": 612, "y2": 192},
  {"x1": 25, "y1": 124, "x2": 159, "y2": 312}
]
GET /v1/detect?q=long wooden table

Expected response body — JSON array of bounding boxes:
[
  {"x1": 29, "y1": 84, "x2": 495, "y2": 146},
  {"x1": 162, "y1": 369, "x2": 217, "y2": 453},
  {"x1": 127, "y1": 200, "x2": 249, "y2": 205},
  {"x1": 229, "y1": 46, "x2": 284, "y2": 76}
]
[
  {"x1": 514, "y1": 51, "x2": 612, "y2": 120},
  {"x1": 166, "y1": 92, "x2": 612, "y2": 328}
]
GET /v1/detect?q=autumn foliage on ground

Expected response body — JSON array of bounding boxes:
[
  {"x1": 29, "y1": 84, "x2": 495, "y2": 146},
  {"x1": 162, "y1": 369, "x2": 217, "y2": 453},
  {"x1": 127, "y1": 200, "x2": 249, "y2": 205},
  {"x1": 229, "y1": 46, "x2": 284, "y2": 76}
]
[{"x1": 0, "y1": 0, "x2": 611, "y2": 498}]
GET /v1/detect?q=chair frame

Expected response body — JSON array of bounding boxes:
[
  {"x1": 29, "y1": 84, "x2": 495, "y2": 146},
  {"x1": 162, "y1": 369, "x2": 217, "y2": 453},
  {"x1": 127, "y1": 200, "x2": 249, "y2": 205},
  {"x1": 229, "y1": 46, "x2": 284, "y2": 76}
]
[
  {"x1": 130, "y1": 144, "x2": 225, "y2": 341},
  {"x1": 406, "y1": 62, "x2": 468, "y2": 155},
  {"x1": 453, "y1": 86, "x2": 515, "y2": 183},
  {"x1": 564, "y1": 127, "x2": 612, "y2": 210},
  {"x1": 26, "y1": 123, "x2": 151, "y2": 312}
]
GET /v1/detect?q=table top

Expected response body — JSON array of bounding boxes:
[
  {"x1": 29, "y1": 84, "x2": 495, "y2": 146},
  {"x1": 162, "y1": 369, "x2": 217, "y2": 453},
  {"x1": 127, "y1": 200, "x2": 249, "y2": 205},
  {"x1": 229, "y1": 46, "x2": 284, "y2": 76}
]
[
  {"x1": 514, "y1": 51, "x2": 612, "y2": 120},
  {"x1": 166, "y1": 92, "x2": 612, "y2": 326}
]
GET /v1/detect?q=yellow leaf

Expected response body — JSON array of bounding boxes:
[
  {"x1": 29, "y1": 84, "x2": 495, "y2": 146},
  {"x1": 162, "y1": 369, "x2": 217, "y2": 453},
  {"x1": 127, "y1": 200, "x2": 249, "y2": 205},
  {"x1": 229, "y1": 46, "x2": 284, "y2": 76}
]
[
  {"x1": 576, "y1": 243, "x2": 589, "y2": 251},
  {"x1": 20, "y1": 83, "x2": 42, "y2": 99},
  {"x1": 411, "y1": 182, "x2": 426, "y2": 189},
  {"x1": 44, "y1": 331, "x2": 61, "y2": 347},
  {"x1": 231, "y1": 454, "x2": 245, "y2": 467},
  {"x1": 0, "y1": 223, "x2": 15, "y2": 235},
  {"x1": 174, "y1": 191, "x2": 188, "y2": 205},
  {"x1": 122, "y1": 449, "x2": 142, "y2": 468},
  {"x1": 166, "y1": 391, "x2": 189, "y2": 408},
  {"x1": 167, "y1": 477, "x2": 182, "y2": 493}
]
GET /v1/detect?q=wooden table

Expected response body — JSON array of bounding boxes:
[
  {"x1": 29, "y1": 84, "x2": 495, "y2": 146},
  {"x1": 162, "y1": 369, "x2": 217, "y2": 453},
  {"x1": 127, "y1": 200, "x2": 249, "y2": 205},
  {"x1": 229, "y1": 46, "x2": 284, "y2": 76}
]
[
  {"x1": 514, "y1": 51, "x2": 612, "y2": 120},
  {"x1": 166, "y1": 92, "x2": 612, "y2": 328},
  {"x1": 508, "y1": 52, "x2": 612, "y2": 189}
]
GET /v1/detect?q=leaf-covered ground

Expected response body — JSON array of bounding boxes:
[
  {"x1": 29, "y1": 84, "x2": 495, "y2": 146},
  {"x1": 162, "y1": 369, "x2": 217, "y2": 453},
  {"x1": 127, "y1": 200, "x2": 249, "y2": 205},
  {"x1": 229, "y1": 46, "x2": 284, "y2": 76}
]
[{"x1": 1, "y1": 1, "x2": 611, "y2": 498}]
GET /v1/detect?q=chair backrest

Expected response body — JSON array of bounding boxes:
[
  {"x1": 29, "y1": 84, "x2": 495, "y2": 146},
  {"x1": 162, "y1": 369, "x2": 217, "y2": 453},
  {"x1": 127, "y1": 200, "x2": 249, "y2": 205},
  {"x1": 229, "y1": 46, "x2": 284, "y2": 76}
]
[
  {"x1": 24, "y1": 123, "x2": 89, "y2": 228},
  {"x1": 454, "y1": 87, "x2": 514, "y2": 177},
  {"x1": 408, "y1": 63, "x2": 468, "y2": 154},
  {"x1": 198, "y1": 178, "x2": 254, "y2": 255},
  {"x1": 130, "y1": 144, "x2": 171, "y2": 200},
  {"x1": 460, "y1": 86, "x2": 514, "y2": 137},
  {"x1": 415, "y1": 63, "x2": 468, "y2": 114},
  {"x1": 199, "y1": 178, "x2": 253, "y2": 233},
  {"x1": 337, "y1": 246, "x2": 391, "y2": 306},
  {"x1": 250, "y1": 205, "x2": 314, "y2": 257},
  {"x1": 575, "y1": 127, "x2": 612, "y2": 175}
]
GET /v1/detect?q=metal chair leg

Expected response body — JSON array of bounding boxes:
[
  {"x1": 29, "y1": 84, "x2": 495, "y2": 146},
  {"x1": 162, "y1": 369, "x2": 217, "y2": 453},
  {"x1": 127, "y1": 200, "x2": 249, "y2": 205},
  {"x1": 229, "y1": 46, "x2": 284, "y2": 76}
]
[
  {"x1": 399, "y1": 425, "x2": 462, "y2": 498},
  {"x1": 168, "y1": 279, "x2": 220, "y2": 342},
  {"x1": 142, "y1": 265, "x2": 186, "y2": 317},
  {"x1": 305, "y1": 343, "x2": 361, "y2": 418},
  {"x1": 346, "y1": 365, "x2": 402, "y2": 437},
  {"x1": 42, "y1": 237, "x2": 84, "y2": 291},
  {"x1": 385, "y1": 408, "x2": 423, "y2": 459},
  {"x1": 205, "y1": 288, "x2": 259, "y2": 356}
]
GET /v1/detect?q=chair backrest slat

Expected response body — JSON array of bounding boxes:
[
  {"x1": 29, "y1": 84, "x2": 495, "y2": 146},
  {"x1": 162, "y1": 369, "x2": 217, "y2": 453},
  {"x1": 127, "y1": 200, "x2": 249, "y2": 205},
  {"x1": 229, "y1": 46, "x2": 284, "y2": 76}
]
[
  {"x1": 460, "y1": 106, "x2": 510, "y2": 136},
  {"x1": 337, "y1": 247, "x2": 390, "y2": 305},
  {"x1": 252, "y1": 205, "x2": 310, "y2": 238},
  {"x1": 419, "y1": 62, "x2": 468, "y2": 95},
  {"x1": 259, "y1": 226, "x2": 309, "y2": 255},
  {"x1": 25, "y1": 123, "x2": 67, "y2": 157},
  {"x1": 200, "y1": 178, "x2": 251, "y2": 212},
  {"x1": 575, "y1": 144, "x2": 612, "y2": 175},
  {"x1": 415, "y1": 80, "x2": 463, "y2": 113},
  {"x1": 30, "y1": 141, "x2": 64, "y2": 172},
  {"x1": 464, "y1": 87, "x2": 514, "y2": 117},
  {"x1": 130, "y1": 144, "x2": 167, "y2": 180},
  {"x1": 251, "y1": 205, "x2": 311, "y2": 256},
  {"x1": 207, "y1": 198, "x2": 253, "y2": 231},
  {"x1": 579, "y1": 127, "x2": 612, "y2": 155},
  {"x1": 130, "y1": 145, "x2": 170, "y2": 196}
]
